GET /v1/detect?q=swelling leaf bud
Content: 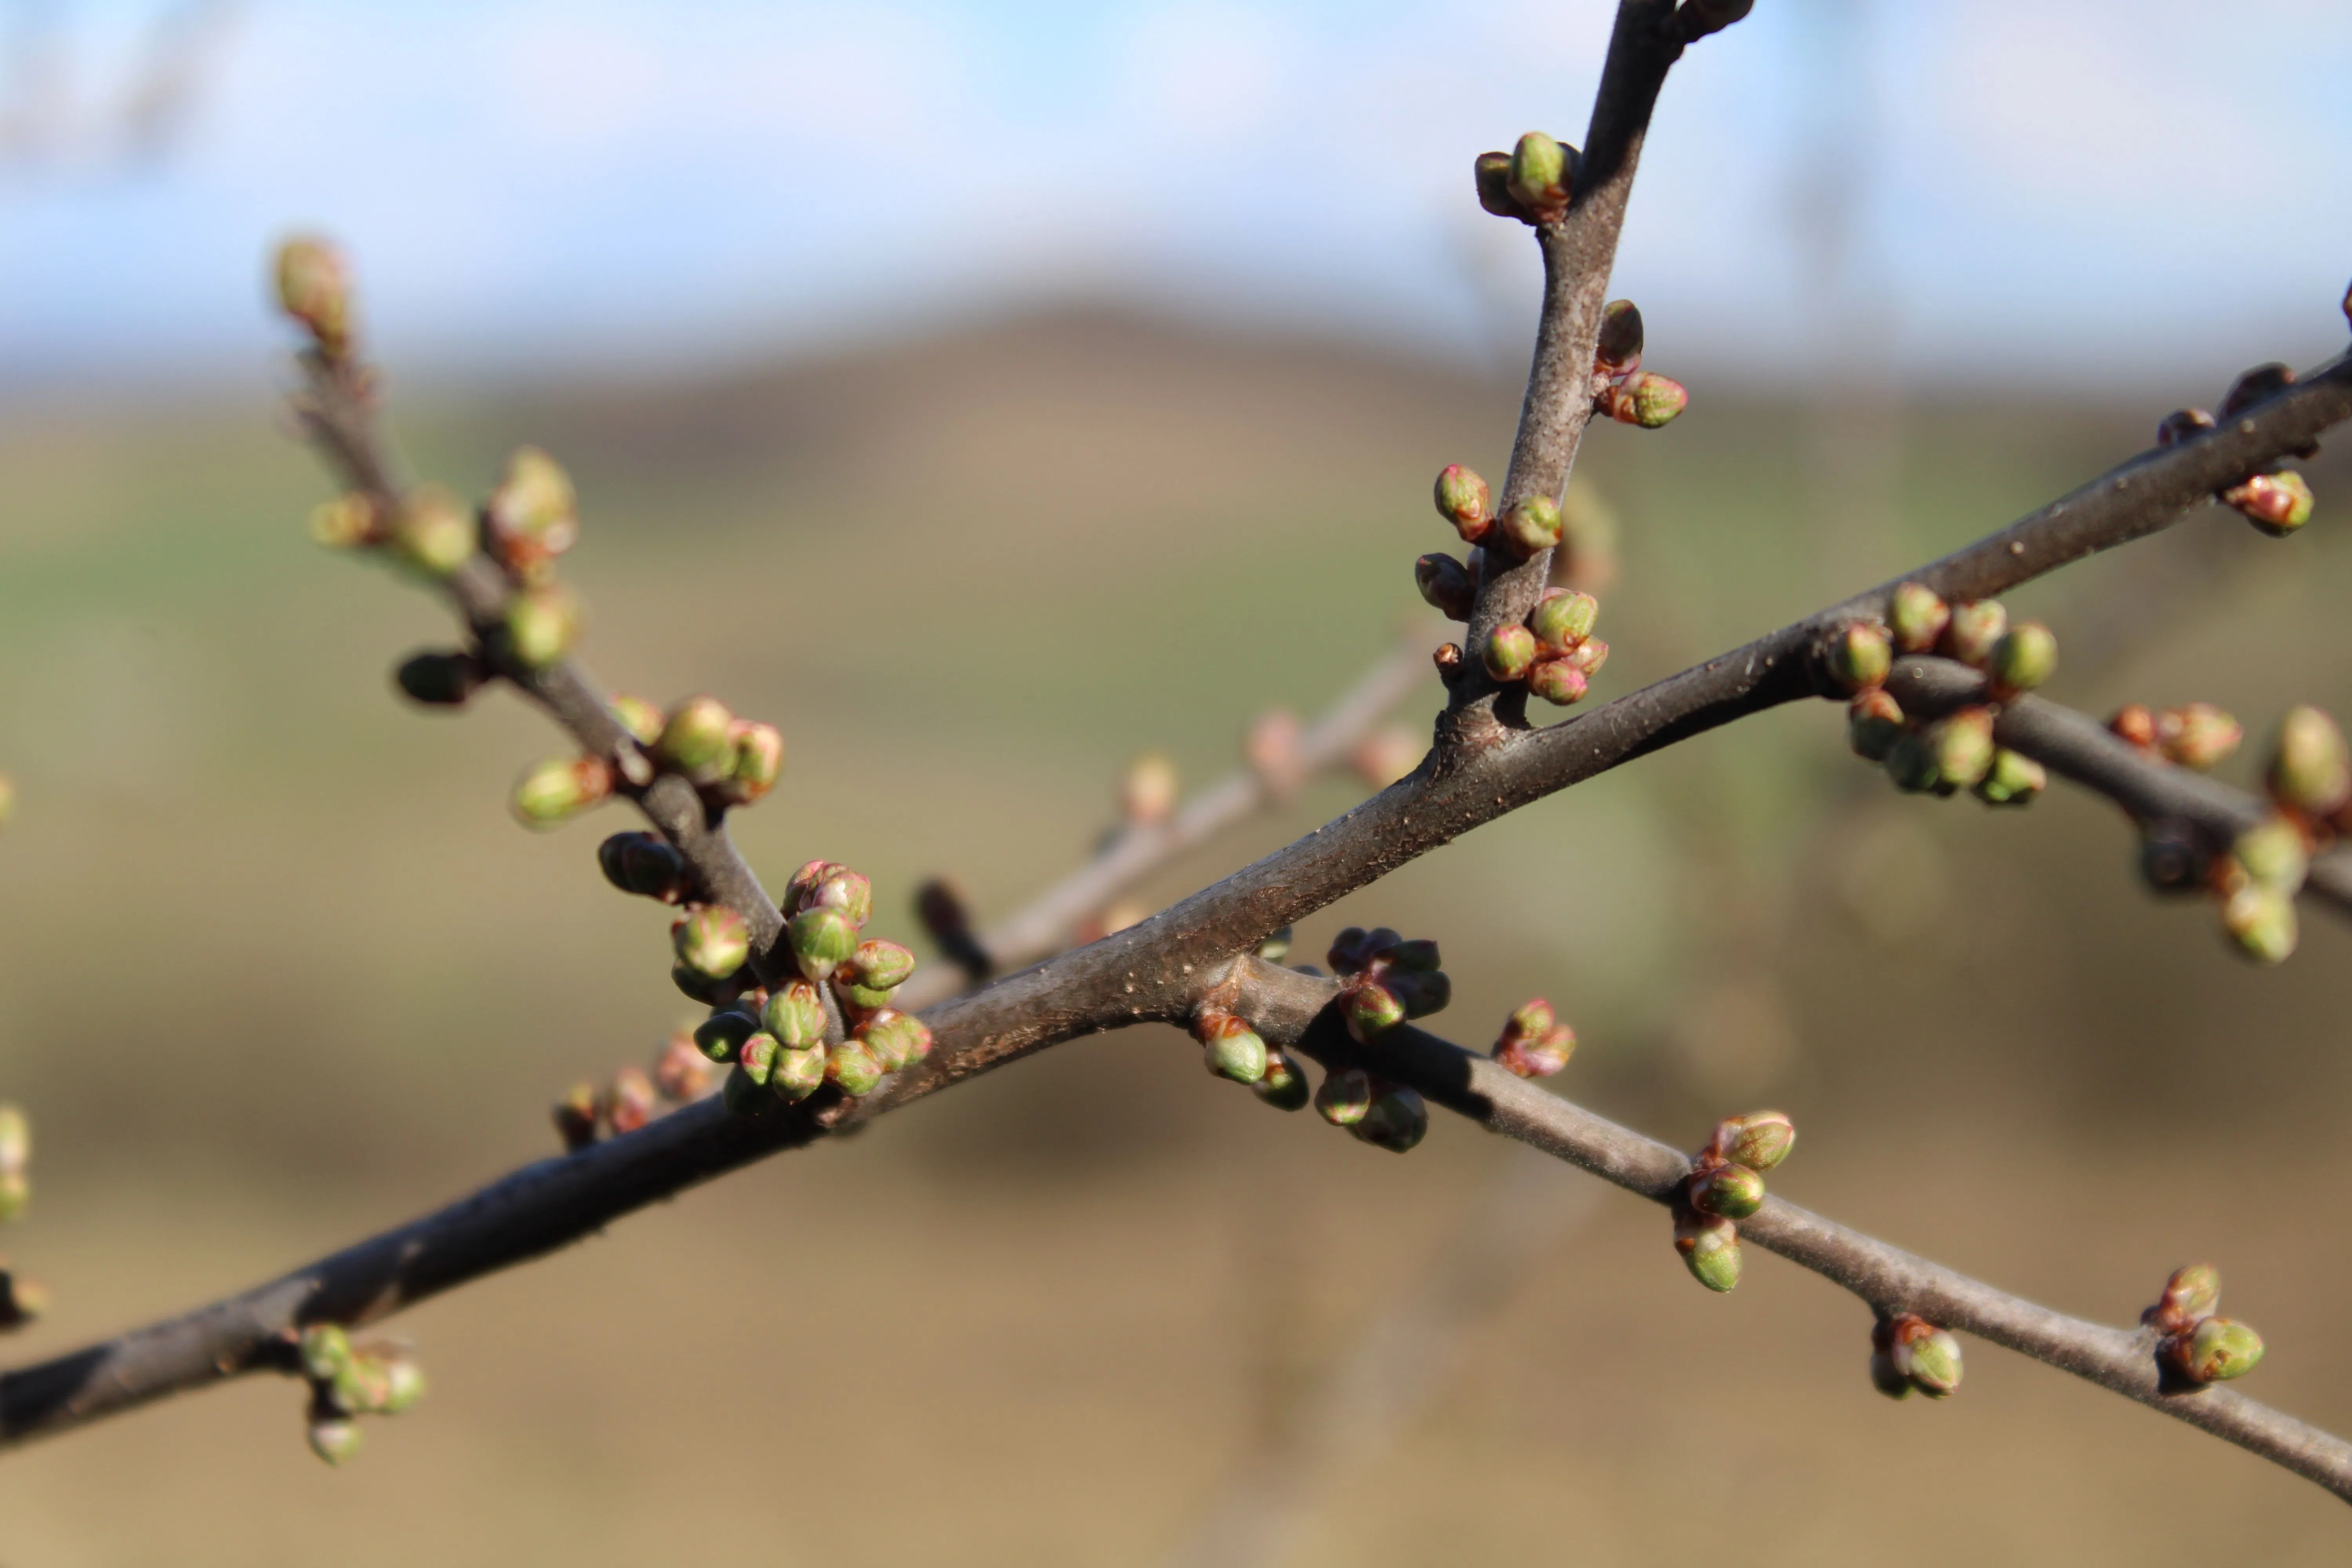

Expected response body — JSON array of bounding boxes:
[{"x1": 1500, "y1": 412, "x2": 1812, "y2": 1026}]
[
  {"x1": 1673, "y1": 1212, "x2": 1742, "y2": 1293},
  {"x1": 485, "y1": 446, "x2": 578, "y2": 575},
  {"x1": 1315, "y1": 1066, "x2": 1376, "y2": 1128},
  {"x1": 1889, "y1": 1317, "x2": 1964, "y2": 1397},
  {"x1": 713, "y1": 719, "x2": 784, "y2": 806},
  {"x1": 1507, "y1": 131, "x2": 1572, "y2": 213},
  {"x1": 1939, "y1": 601, "x2": 2007, "y2": 667},
  {"x1": 608, "y1": 694, "x2": 664, "y2": 747},
  {"x1": 1561, "y1": 635, "x2": 1608, "y2": 677},
  {"x1": 1120, "y1": 751, "x2": 1180, "y2": 826},
  {"x1": 2150, "y1": 1263, "x2": 2222, "y2": 1334},
  {"x1": 394, "y1": 648, "x2": 486, "y2": 707},
  {"x1": 1825, "y1": 621, "x2": 1892, "y2": 692},
  {"x1": 1434, "y1": 464, "x2": 1492, "y2": 542},
  {"x1": 1972, "y1": 748, "x2": 2045, "y2": 807},
  {"x1": 1496, "y1": 1024, "x2": 1575, "y2": 1078},
  {"x1": 1989, "y1": 621, "x2": 2057, "y2": 693},
  {"x1": 274, "y1": 236, "x2": 354, "y2": 353},
  {"x1": 1848, "y1": 688, "x2": 1906, "y2": 761},
  {"x1": 1529, "y1": 588, "x2": 1599, "y2": 653},
  {"x1": 861, "y1": 1010, "x2": 933, "y2": 1072},
  {"x1": 388, "y1": 485, "x2": 476, "y2": 578},
  {"x1": 1200, "y1": 1014, "x2": 1269, "y2": 1085},
  {"x1": 1416, "y1": 553, "x2": 1476, "y2": 620},
  {"x1": 1495, "y1": 495, "x2": 1564, "y2": 558},
  {"x1": 300, "y1": 1323, "x2": 354, "y2": 1383},
  {"x1": 804, "y1": 868, "x2": 873, "y2": 926},
  {"x1": 789, "y1": 907, "x2": 858, "y2": 983},
  {"x1": 655, "y1": 696, "x2": 736, "y2": 785},
  {"x1": 1343, "y1": 980, "x2": 1407, "y2": 1042},
  {"x1": 1690, "y1": 1162, "x2": 1766, "y2": 1220},
  {"x1": 2232, "y1": 815, "x2": 2310, "y2": 891},
  {"x1": 503, "y1": 586, "x2": 581, "y2": 671},
  {"x1": 552, "y1": 1082, "x2": 599, "y2": 1151},
  {"x1": 1926, "y1": 708, "x2": 1997, "y2": 790},
  {"x1": 1353, "y1": 1085, "x2": 1428, "y2": 1152},
  {"x1": 1527, "y1": 658, "x2": 1590, "y2": 707},
  {"x1": 674, "y1": 905, "x2": 751, "y2": 980},
  {"x1": 1719, "y1": 1111, "x2": 1796, "y2": 1172},
  {"x1": 2223, "y1": 471, "x2": 2314, "y2": 537},
  {"x1": 2154, "y1": 704, "x2": 2242, "y2": 771},
  {"x1": 1887, "y1": 582, "x2": 1949, "y2": 654},
  {"x1": 1432, "y1": 642, "x2": 1465, "y2": 683},
  {"x1": 772, "y1": 1041, "x2": 827, "y2": 1101},
  {"x1": 1595, "y1": 299, "x2": 1643, "y2": 372},
  {"x1": 2267, "y1": 705, "x2": 2351, "y2": 817},
  {"x1": 826, "y1": 1038, "x2": 886, "y2": 1097},
  {"x1": 1483, "y1": 624, "x2": 1539, "y2": 682},
  {"x1": 1474, "y1": 151, "x2": 1531, "y2": 220},
  {"x1": 846, "y1": 939, "x2": 916, "y2": 993},
  {"x1": 1599, "y1": 372, "x2": 1688, "y2": 428},
  {"x1": 2221, "y1": 882, "x2": 2297, "y2": 964},
  {"x1": 2169, "y1": 1317, "x2": 2264, "y2": 1383},
  {"x1": 512, "y1": 756, "x2": 613, "y2": 828},
  {"x1": 763, "y1": 980, "x2": 828, "y2": 1048}
]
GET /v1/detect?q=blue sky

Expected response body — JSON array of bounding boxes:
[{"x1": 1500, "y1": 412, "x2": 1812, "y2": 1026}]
[{"x1": 1, "y1": 0, "x2": 2348, "y2": 388}]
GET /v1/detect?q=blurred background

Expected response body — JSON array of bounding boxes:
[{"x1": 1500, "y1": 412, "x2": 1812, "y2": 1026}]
[{"x1": 0, "y1": 0, "x2": 2350, "y2": 1562}]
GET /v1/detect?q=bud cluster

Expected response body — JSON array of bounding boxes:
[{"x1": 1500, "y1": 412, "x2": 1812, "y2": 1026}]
[
  {"x1": 1191, "y1": 1008, "x2": 1310, "y2": 1112},
  {"x1": 296, "y1": 1323, "x2": 426, "y2": 1466},
  {"x1": 1314, "y1": 1065, "x2": 1428, "y2": 1152},
  {"x1": 551, "y1": 1034, "x2": 720, "y2": 1152},
  {"x1": 2142, "y1": 1263, "x2": 2264, "y2": 1385},
  {"x1": 1838, "y1": 586, "x2": 2054, "y2": 807},
  {"x1": 1474, "y1": 132, "x2": 1578, "y2": 225},
  {"x1": 1869, "y1": 1312, "x2": 1964, "y2": 1400},
  {"x1": 2156, "y1": 370, "x2": 2319, "y2": 537},
  {"x1": 1328, "y1": 926, "x2": 1452, "y2": 1043},
  {"x1": 1491, "y1": 998, "x2": 1575, "y2": 1078},
  {"x1": 1588, "y1": 300, "x2": 1688, "y2": 431},
  {"x1": 1671, "y1": 1111, "x2": 1795, "y2": 1293}
]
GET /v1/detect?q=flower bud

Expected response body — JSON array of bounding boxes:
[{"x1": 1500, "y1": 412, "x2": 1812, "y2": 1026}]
[
  {"x1": 1926, "y1": 707, "x2": 1997, "y2": 790},
  {"x1": 1825, "y1": 621, "x2": 1892, "y2": 692},
  {"x1": 1938, "y1": 601, "x2": 2007, "y2": 667},
  {"x1": 694, "y1": 1008, "x2": 759, "y2": 1064},
  {"x1": 307, "y1": 1415, "x2": 364, "y2": 1467},
  {"x1": 1343, "y1": 979, "x2": 1407, "y2": 1042},
  {"x1": 1882, "y1": 730, "x2": 1942, "y2": 794},
  {"x1": 1889, "y1": 1316, "x2": 1964, "y2": 1397},
  {"x1": 300, "y1": 1323, "x2": 354, "y2": 1383},
  {"x1": 862, "y1": 1010, "x2": 933, "y2": 1072},
  {"x1": 0, "y1": 1103, "x2": 27, "y2": 1179},
  {"x1": 654, "y1": 696, "x2": 736, "y2": 785},
  {"x1": 1354, "y1": 725, "x2": 1422, "y2": 788},
  {"x1": 843, "y1": 939, "x2": 915, "y2": 995},
  {"x1": 1415, "y1": 553, "x2": 1475, "y2": 620},
  {"x1": 2109, "y1": 704, "x2": 2157, "y2": 750},
  {"x1": 503, "y1": 586, "x2": 581, "y2": 671},
  {"x1": 1690, "y1": 1161, "x2": 1766, "y2": 1220},
  {"x1": 1719, "y1": 1110, "x2": 1796, "y2": 1172},
  {"x1": 2221, "y1": 882, "x2": 2297, "y2": 964},
  {"x1": 485, "y1": 446, "x2": 579, "y2": 574},
  {"x1": 1483, "y1": 623, "x2": 1539, "y2": 682},
  {"x1": 512, "y1": 755, "x2": 613, "y2": 828},
  {"x1": 1315, "y1": 1066, "x2": 1375, "y2": 1128},
  {"x1": 1353, "y1": 1085, "x2": 1428, "y2": 1152},
  {"x1": 1474, "y1": 151, "x2": 1530, "y2": 220},
  {"x1": 308, "y1": 493, "x2": 377, "y2": 548},
  {"x1": 763, "y1": 980, "x2": 828, "y2": 1048},
  {"x1": 608, "y1": 694, "x2": 664, "y2": 747},
  {"x1": 801, "y1": 868, "x2": 874, "y2": 927},
  {"x1": 2156, "y1": 407, "x2": 2216, "y2": 448},
  {"x1": 1433, "y1": 464, "x2": 1492, "y2": 543},
  {"x1": 652, "y1": 1032, "x2": 713, "y2": 1101},
  {"x1": 394, "y1": 649, "x2": 486, "y2": 707},
  {"x1": 2223, "y1": 471, "x2": 2314, "y2": 537},
  {"x1": 1989, "y1": 621, "x2": 2057, "y2": 693},
  {"x1": 2267, "y1": 705, "x2": 2351, "y2": 818},
  {"x1": 2154, "y1": 704, "x2": 2241, "y2": 771},
  {"x1": 1490, "y1": 495, "x2": 1561, "y2": 559},
  {"x1": 1529, "y1": 588, "x2": 1599, "y2": 653},
  {"x1": 1526, "y1": 659, "x2": 1589, "y2": 707},
  {"x1": 789, "y1": 907, "x2": 858, "y2": 983},
  {"x1": 720, "y1": 1063, "x2": 775, "y2": 1116},
  {"x1": 1847, "y1": 688, "x2": 1906, "y2": 761},
  {"x1": 1199, "y1": 1013, "x2": 1269, "y2": 1085},
  {"x1": 734, "y1": 1031, "x2": 779, "y2": 1088},
  {"x1": 1674, "y1": 1211, "x2": 1742, "y2": 1293},
  {"x1": 1599, "y1": 373, "x2": 1687, "y2": 429},
  {"x1": 826, "y1": 1038, "x2": 886, "y2": 1096},
  {"x1": 1120, "y1": 750, "x2": 1180, "y2": 826},
  {"x1": 2232, "y1": 815, "x2": 2309, "y2": 890},
  {"x1": 2168, "y1": 1317, "x2": 2264, "y2": 1383},
  {"x1": 552, "y1": 1082, "x2": 599, "y2": 1151},
  {"x1": 1560, "y1": 635, "x2": 1608, "y2": 677},
  {"x1": 377, "y1": 1357, "x2": 427, "y2": 1415},
  {"x1": 674, "y1": 904, "x2": 751, "y2": 979},
  {"x1": 388, "y1": 485, "x2": 476, "y2": 578},
  {"x1": 2149, "y1": 1263, "x2": 2221, "y2": 1333},
  {"x1": 1495, "y1": 1023, "x2": 1575, "y2": 1078},
  {"x1": 1887, "y1": 582, "x2": 1949, "y2": 654},
  {"x1": 1507, "y1": 131, "x2": 1572, "y2": 213},
  {"x1": 2219, "y1": 362, "x2": 2294, "y2": 419},
  {"x1": 604, "y1": 1065, "x2": 657, "y2": 1134},
  {"x1": 715, "y1": 720, "x2": 784, "y2": 806},
  {"x1": 1972, "y1": 747, "x2": 2045, "y2": 806},
  {"x1": 274, "y1": 236, "x2": 354, "y2": 353},
  {"x1": 772, "y1": 1041, "x2": 827, "y2": 1101},
  {"x1": 1595, "y1": 299, "x2": 1643, "y2": 372}
]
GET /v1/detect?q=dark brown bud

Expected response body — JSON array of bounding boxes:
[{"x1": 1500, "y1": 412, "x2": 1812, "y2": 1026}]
[
  {"x1": 1415, "y1": 554, "x2": 1476, "y2": 620},
  {"x1": 2218, "y1": 363, "x2": 2295, "y2": 419}
]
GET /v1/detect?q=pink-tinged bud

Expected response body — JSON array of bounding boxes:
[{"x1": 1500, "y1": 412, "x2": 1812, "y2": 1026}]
[
  {"x1": 1824, "y1": 621, "x2": 1892, "y2": 692},
  {"x1": 274, "y1": 236, "x2": 354, "y2": 354},
  {"x1": 511, "y1": 755, "x2": 613, "y2": 828},
  {"x1": 2154, "y1": 704, "x2": 2241, "y2": 771},
  {"x1": 2147, "y1": 1263, "x2": 2222, "y2": 1334},
  {"x1": 1343, "y1": 979, "x2": 1407, "y2": 1042},
  {"x1": 1673, "y1": 1211, "x2": 1742, "y2": 1293},
  {"x1": 308, "y1": 493, "x2": 379, "y2": 548},
  {"x1": 603, "y1": 1065, "x2": 657, "y2": 1134},
  {"x1": 789, "y1": 907, "x2": 858, "y2": 983},
  {"x1": 1495, "y1": 495, "x2": 1563, "y2": 558},
  {"x1": 1495, "y1": 1023, "x2": 1575, "y2": 1078},
  {"x1": 1415, "y1": 553, "x2": 1476, "y2": 620},
  {"x1": 1254, "y1": 1047, "x2": 1310, "y2": 1111},
  {"x1": 693, "y1": 1008, "x2": 759, "y2": 1064},
  {"x1": 1718, "y1": 1110, "x2": 1796, "y2": 1172},
  {"x1": 552, "y1": 1082, "x2": 599, "y2": 1151},
  {"x1": 485, "y1": 446, "x2": 578, "y2": 581},
  {"x1": 1198, "y1": 1013, "x2": 1269, "y2": 1085},
  {"x1": 674, "y1": 905, "x2": 751, "y2": 980},
  {"x1": 1886, "y1": 581, "x2": 1949, "y2": 654},
  {"x1": 715, "y1": 720, "x2": 784, "y2": 806},
  {"x1": 1483, "y1": 623, "x2": 1539, "y2": 682},
  {"x1": 733, "y1": 1031, "x2": 779, "y2": 1087},
  {"x1": 1432, "y1": 642, "x2": 1465, "y2": 684},
  {"x1": 2166, "y1": 1317, "x2": 2263, "y2": 1383},
  {"x1": 1507, "y1": 131, "x2": 1573, "y2": 214},
  {"x1": 1887, "y1": 1314, "x2": 1963, "y2": 1397},
  {"x1": 1434, "y1": 464, "x2": 1493, "y2": 543},
  {"x1": 307, "y1": 1415, "x2": 364, "y2": 1467},
  {"x1": 1848, "y1": 688, "x2": 1906, "y2": 761},
  {"x1": 2221, "y1": 882, "x2": 2297, "y2": 964},
  {"x1": 1353, "y1": 724, "x2": 1423, "y2": 789},
  {"x1": 1505, "y1": 998, "x2": 1553, "y2": 1039},
  {"x1": 2109, "y1": 704, "x2": 2158, "y2": 750},
  {"x1": 653, "y1": 1032, "x2": 713, "y2": 1101},
  {"x1": 1988, "y1": 621, "x2": 2057, "y2": 693},
  {"x1": 2219, "y1": 363, "x2": 2295, "y2": 419},
  {"x1": 2267, "y1": 705, "x2": 2351, "y2": 817},
  {"x1": 0, "y1": 1104, "x2": 27, "y2": 1180},
  {"x1": 1690, "y1": 1161, "x2": 1766, "y2": 1220},
  {"x1": 2155, "y1": 407, "x2": 2216, "y2": 448},
  {"x1": 1600, "y1": 372, "x2": 1686, "y2": 429},
  {"x1": 388, "y1": 485, "x2": 476, "y2": 578},
  {"x1": 1560, "y1": 635, "x2": 1608, "y2": 677},
  {"x1": 826, "y1": 1038, "x2": 886, "y2": 1096},
  {"x1": 1120, "y1": 750, "x2": 1179, "y2": 826},
  {"x1": 846, "y1": 939, "x2": 916, "y2": 994},
  {"x1": 763, "y1": 980, "x2": 828, "y2": 1048},
  {"x1": 1973, "y1": 748, "x2": 2045, "y2": 807},
  {"x1": 861, "y1": 1010, "x2": 933, "y2": 1072},
  {"x1": 2222, "y1": 471, "x2": 2314, "y2": 537},
  {"x1": 1938, "y1": 600, "x2": 2007, "y2": 667},
  {"x1": 503, "y1": 585, "x2": 581, "y2": 671},
  {"x1": 772, "y1": 1041, "x2": 827, "y2": 1101},
  {"x1": 1595, "y1": 299, "x2": 1643, "y2": 373},
  {"x1": 1531, "y1": 651, "x2": 1598, "y2": 701},
  {"x1": 1353, "y1": 1085, "x2": 1428, "y2": 1152},
  {"x1": 654, "y1": 696, "x2": 736, "y2": 785},
  {"x1": 1926, "y1": 707, "x2": 1997, "y2": 790},
  {"x1": 608, "y1": 694, "x2": 664, "y2": 747},
  {"x1": 802, "y1": 868, "x2": 873, "y2": 926},
  {"x1": 1529, "y1": 588, "x2": 1599, "y2": 653},
  {"x1": 1474, "y1": 151, "x2": 1531, "y2": 221},
  {"x1": 1315, "y1": 1066, "x2": 1376, "y2": 1127},
  {"x1": 598, "y1": 831, "x2": 690, "y2": 902},
  {"x1": 395, "y1": 648, "x2": 487, "y2": 707}
]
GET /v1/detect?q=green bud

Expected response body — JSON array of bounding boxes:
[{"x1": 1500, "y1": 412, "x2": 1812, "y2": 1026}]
[
  {"x1": 1719, "y1": 1110, "x2": 1795, "y2": 1172},
  {"x1": 552, "y1": 1081, "x2": 599, "y2": 1151},
  {"x1": 826, "y1": 1038, "x2": 886, "y2": 1096},
  {"x1": 720, "y1": 1063, "x2": 775, "y2": 1116},
  {"x1": 673, "y1": 904, "x2": 751, "y2": 979},
  {"x1": 511, "y1": 756, "x2": 613, "y2": 828},
  {"x1": 1938, "y1": 600, "x2": 2008, "y2": 667},
  {"x1": 1561, "y1": 635, "x2": 1608, "y2": 676},
  {"x1": 1433, "y1": 464, "x2": 1492, "y2": 542},
  {"x1": 737, "y1": 1031, "x2": 780, "y2": 1087},
  {"x1": 1674, "y1": 1212, "x2": 1742, "y2": 1294},
  {"x1": 1973, "y1": 748, "x2": 2046, "y2": 806},
  {"x1": 694, "y1": 1009, "x2": 758, "y2": 1064},
  {"x1": 503, "y1": 586, "x2": 581, "y2": 671},
  {"x1": 307, "y1": 1415, "x2": 364, "y2": 1467},
  {"x1": 1415, "y1": 554, "x2": 1475, "y2": 620},
  {"x1": 1343, "y1": 979, "x2": 1407, "y2": 1042},
  {"x1": 2221, "y1": 882, "x2": 2297, "y2": 964},
  {"x1": 327, "y1": 1359, "x2": 392, "y2": 1417},
  {"x1": 1353, "y1": 1085, "x2": 1428, "y2": 1152},
  {"x1": 485, "y1": 446, "x2": 578, "y2": 573},
  {"x1": 1483, "y1": 624, "x2": 1539, "y2": 682},
  {"x1": 379, "y1": 1358, "x2": 427, "y2": 1415},
  {"x1": 1473, "y1": 151, "x2": 1529, "y2": 220},
  {"x1": 801, "y1": 867, "x2": 873, "y2": 927},
  {"x1": 1201, "y1": 1014, "x2": 1269, "y2": 1085},
  {"x1": 388, "y1": 485, "x2": 477, "y2": 577},
  {"x1": 861, "y1": 1010, "x2": 933, "y2": 1072},
  {"x1": 308, "y1": 492, "x2": 377, "y2": 548},
  {"x1": 274, "y1": 236, "x2": 354, "y2": 353},
  {"x1": 608, "y1": 694, "x2": 665, "y2": 746},
  {"x1": 1526, "y1": 659, "x2": 1590, "y2": 707},
  {"x1": 772, "y1": 1041, "x2": 827, "y2": 1101},
  {"x1": 789, "y1": 907, "x2": 858, "y2": 983},
  {"x1": 1926, "y1": 707, "x2": 1997, "y2": 790},
  {"x1": 394, "y1": 648, "x2": 486, "y2": 707},
  {"x1": 846, "y1": 939, "x2": 916, "y2": 993},
  {"x1": 763, "y1": 980, "x2": 829, "y2": 1048},
  {"x1": 299, "y1": 1323, "x2": 354, "y2": 1382},
  {"x1": 2154, "y1": 704, "x2": 2241, "y2": 771},
  {"x1": 1600, "y1": 372, "x2": 1687, "y2": 428},
  {"x1": 1254, "y1": 1048, "x2": 1309, "y2": 1111},
  {"x1": 1529, "y1": 589, "x2": 1599, "y2": 653},
  {"x1": 1989, "y1": 621, "x2": 2057, "y2": 692},
  {"x1": 654, "y1": 696, "x2": 737, "y2": 784},
  {"x1": 715, "y1": 719, "x2": 784, "y2": 806},
  {"x1": 1596, "y1": 299, "x2": 1643, "y2": 372},
  {"x1": 1847, "y1": 688, "x2": 1906, "y2": 761},
  {"x1": 1494, "y1": 495, "x2": 1563, "y2": 558},
  {"x1": 1826, "y1": 621, "x2": 1892, "y2": 692},
  {"x1": 1894, "y1": 1323, "x2": 1964, "y2": 1397},
  {"x1": 1507, "y1": 130, "x2": 1572, "y2": 212},
  {"x1": 1315, "y1": 1066, "x2": 1375, "y2": 1128},
  {"x1": 2232, "y1": 815, "x2": 2310, "y2": 890},
  {"x1": 1887, "y1": 582, "x2": 1949, "y2": 653},
  {"x1": 1689, "y1": 1162, "x2": 1766, "y2": 1220},
  {"x1": 1882, "y1": 729, "x2": 1941, "y2": 794},
  {"x1": 2171, "y1": 1317, "x2": 2264, "y2": 1383},
  {"x1": 0, "y1": 1104, "x2": 25, "y2": 1180},
  {"x1": 2267, "y1": 705, "x2": 2351, "y2": 817},
  {"x1": 2152, "y1": 1263, "x2": 2222, "y2": 1331}
]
